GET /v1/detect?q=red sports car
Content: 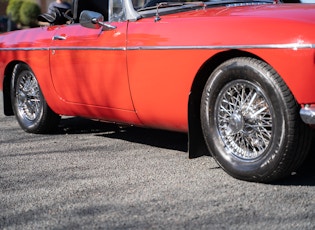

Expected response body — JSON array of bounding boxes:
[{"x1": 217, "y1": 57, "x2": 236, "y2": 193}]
[{"x1": 1, "y1": 0, "x2": 315, "y2": 182}]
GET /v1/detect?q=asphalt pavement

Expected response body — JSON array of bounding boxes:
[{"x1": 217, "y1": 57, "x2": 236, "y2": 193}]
[{"x1": 1, "y1": 95, "x2": 315, "y2": 229}]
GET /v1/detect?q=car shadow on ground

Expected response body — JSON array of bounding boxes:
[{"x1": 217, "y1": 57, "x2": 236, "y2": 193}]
[
  {"x1": 275, "y1": 151, "x2": 315, "y2": 186},
  {"x1": 57, "y1": 117, "x2": 315, "y2": 186},
  {"x1": 58, "y1": 117, "x2": 188, "y2": 152}
]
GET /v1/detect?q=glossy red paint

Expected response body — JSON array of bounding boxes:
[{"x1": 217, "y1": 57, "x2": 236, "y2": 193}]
[
  {"x1": 126, "y1": 4, "x2": 315, "y2": 130},
  {"x1": 0, "y1": 3, "x2": 315, "y2": 132}
]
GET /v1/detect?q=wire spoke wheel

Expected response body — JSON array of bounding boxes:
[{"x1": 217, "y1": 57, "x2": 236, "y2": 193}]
[
  {"x1": 200, "y1": 57, "x2": 312, "y2": 182},
  {"x1": 11, "y1": 64, "x2": 60, "y2": 133},
  {"x1": 16, "y1": 70, "x2": 42, "y2": 121},
  {"x1": 215, "y1": 80, "x2": 273, "y2": 160}
]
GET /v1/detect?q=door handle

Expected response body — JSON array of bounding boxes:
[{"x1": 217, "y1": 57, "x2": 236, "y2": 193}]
[{"x1": 52, "y1": 35, "x2": 67, "y2": 40}]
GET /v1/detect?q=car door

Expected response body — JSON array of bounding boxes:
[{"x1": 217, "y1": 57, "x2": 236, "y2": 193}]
[{"x1": 49, "y1": 22, "x2": 134, "y2": 111}]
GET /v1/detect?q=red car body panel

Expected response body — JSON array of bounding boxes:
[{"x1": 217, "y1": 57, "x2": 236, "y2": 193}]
[
  {"x1": 127, "y1": 4, "x2": 315, "y2": 131},
  {"x1": 1, "y1": 3, "x2": 315, "y2": 132}
]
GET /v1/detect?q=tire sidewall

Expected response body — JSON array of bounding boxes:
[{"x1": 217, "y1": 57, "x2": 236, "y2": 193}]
[
  {"x1": 11, "y1": 65, "x2": 45, "y2": 133},
  {"x1": 201, "y1": 58, "x2": 289, "y2": 180}
]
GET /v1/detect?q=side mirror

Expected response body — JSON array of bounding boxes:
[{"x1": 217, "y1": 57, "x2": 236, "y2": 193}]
[{"x1": 79, "y1": 10, "x2": 116, "y2": 30}]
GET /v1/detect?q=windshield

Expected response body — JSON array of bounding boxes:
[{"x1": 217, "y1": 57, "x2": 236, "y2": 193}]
[
  {"x1": 108, "y1": 0, "x2": 275, "y2": 22},
  {"x1": 134, "y1": 0, "x2": 206, "y2": 9},
  {"x1": 133, "y1": 0, "x2": 274, "y2": 10}
]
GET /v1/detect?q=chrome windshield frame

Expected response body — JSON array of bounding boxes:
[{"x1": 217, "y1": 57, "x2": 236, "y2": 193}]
[
  {"x1": 109, "y1": 0, "x2": 141, "y2": 22},
  {"x1": 125, "y1": 0, "x2": 142, "y2": 21}
]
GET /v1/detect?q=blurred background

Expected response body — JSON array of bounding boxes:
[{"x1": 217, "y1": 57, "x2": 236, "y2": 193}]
[{"x1": 0, "y1": 0, "x2": 72, "y2": 31}]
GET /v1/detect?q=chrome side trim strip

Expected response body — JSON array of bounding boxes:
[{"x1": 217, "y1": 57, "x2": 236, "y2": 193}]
[
  {"x1": 127, "y1": 43, "x2": 315, "y2": 51},
  {"x1": 0, "y1": 47, "x2": 125, "y2": 51},
  {"x1": 0, "y1": 47, "x2": 49, "y2": 51},
  {"x1": 50, "y1": 47, "x2": 126, "y2": 51},
  {"x1": 0, "y1": 43, "x2": 314, "y2": 52}
]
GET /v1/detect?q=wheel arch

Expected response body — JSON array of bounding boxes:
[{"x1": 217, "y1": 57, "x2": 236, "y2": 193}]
[
  {"x1": 2, "y1": 61, "x2": 25, "y2": 116},
  {"x1": 188, "y1": 49, "x2": 261, "y2": 158}
]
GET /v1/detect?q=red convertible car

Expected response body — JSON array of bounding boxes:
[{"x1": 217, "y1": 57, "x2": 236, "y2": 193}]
[{"x1": 0, "y1": 0, "x2": 315, "y2": 182}]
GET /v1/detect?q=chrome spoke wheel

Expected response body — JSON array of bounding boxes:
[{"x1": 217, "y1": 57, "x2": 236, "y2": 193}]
[
  {"x1": 16, "y1": 71, "x2": 42, "y2": 121},
  {"x1": 215, "y1": 80, "x2": 273, "y2": 160},
  {"x1": 200, "y1": 57, "x2": 312, "y2": 182},
  {"x1": 11, "y1": 64, "x2": 60, "y2": 133}
]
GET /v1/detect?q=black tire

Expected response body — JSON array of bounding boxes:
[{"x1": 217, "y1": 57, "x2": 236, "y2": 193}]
[
  {"x1": 11, "y1": 64, "x2": 60, "y2": 133},
  {"x1": 200, "y1": 57, "x2": 312, "y2": 182}
]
